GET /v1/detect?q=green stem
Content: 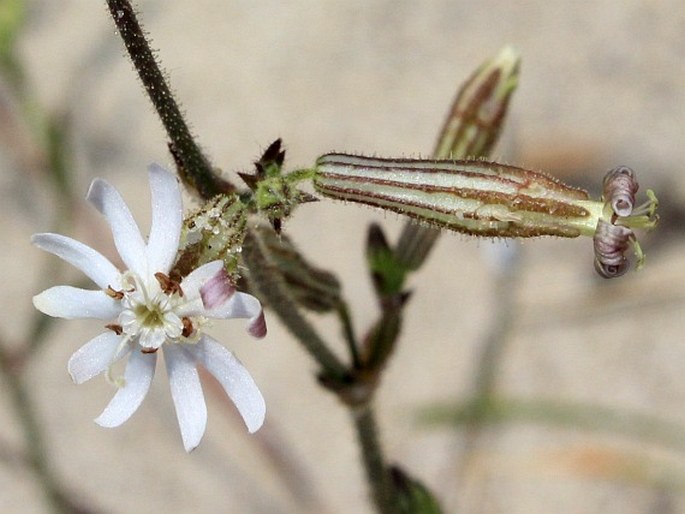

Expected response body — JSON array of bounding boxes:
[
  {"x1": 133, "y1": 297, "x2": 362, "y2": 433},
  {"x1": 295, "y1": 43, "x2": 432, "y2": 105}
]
[
  {"x1": 352, "y1": 403, "x2": 399, "y2": 514},
  {"x1": 242, "y1": 229, "x2": 348, "y2": 380},
  {"x1": 337, "y1": 303, "x2": 361, "y2": 369},
  {"x1": 105, "y1": 0, "x2": 230, "y2": 198}
]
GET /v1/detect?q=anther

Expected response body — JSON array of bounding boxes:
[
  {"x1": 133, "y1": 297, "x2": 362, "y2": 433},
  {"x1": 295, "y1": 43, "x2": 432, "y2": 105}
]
[
  {"x1": 181, "y1": 317, "x2": 194, "y2": 338},
  {"x1": 105, "y1": 323, "x2": 123, "y2": 335},
  {"x1": 105, "y1": 286, "x2": 124, "y2": 300},
  {"x1": 155, "y1": 272, "x2": 184, "y2": 297}
]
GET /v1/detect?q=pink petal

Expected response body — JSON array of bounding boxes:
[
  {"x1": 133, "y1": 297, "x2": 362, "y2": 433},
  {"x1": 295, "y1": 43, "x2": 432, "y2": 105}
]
[
  {"x1": 206, "y1": 291, "x2": 267, "y2": 339},
  {"x1": 146, "y1": 164, "x2": 183, "y2": 274},
  {"x1": 31, "y1": 233, "x2": 120, "y2": 289},
  {"x1": 176, "y1": 261, "x2": 224, "y2": 317},
  {"x1": 179, "y1": 260, "x2": 224, "y2": 298},
  {"x1": 94, "y1": 350, "x2": 156, "y2": 427},
  {"x1": 199, "y1": 266, "x2": 235, "y2": 310},
  {"x1": 190, "y1": 336, "x2": 265, "y2": 433},
  {"x1": 164, "y1": 345, "x2": 207, "y2": 452}
]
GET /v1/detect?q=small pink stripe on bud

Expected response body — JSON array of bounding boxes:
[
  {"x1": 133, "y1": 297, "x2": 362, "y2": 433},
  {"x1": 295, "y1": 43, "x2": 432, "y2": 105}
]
[
  {"x1": 200, "y1": 267, "x2": 236, "y2": 310},
  {"x1": 248, "y1": 310, "x2": 267, "y2": 339}
]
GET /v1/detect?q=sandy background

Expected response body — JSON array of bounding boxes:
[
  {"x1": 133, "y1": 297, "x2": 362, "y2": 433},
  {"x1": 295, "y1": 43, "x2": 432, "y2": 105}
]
[{"x1": 1, "y1": 1, "x2": 685, "y2": 513}]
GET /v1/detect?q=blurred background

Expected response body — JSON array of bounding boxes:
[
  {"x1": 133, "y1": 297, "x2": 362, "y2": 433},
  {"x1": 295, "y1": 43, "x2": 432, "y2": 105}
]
[{"x1": 1, "y1": 1, "x2": 684, "y2": 512}]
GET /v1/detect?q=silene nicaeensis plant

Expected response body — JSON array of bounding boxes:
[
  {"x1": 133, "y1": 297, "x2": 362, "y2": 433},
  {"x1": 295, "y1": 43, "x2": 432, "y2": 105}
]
[{"x1": 23, "y1": 1, "x2": 660, "y2": 513}]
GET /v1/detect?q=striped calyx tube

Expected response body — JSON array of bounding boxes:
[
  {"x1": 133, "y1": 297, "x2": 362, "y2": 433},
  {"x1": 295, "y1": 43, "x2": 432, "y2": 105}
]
[{"x1": 312, "y1": 154, "x2": 658, "y2": 278}]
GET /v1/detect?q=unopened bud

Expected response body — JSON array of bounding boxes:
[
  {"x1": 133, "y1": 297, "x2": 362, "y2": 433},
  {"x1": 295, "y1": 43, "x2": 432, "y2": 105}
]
[{"x1": 313, "y1": 153, "x2": 658, "y2": 278}]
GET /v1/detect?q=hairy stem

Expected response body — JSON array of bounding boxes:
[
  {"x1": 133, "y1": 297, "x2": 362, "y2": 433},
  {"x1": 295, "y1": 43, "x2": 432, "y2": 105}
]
[{"x1": 106, "y1": 0, "x2": 229, "y2": 198}]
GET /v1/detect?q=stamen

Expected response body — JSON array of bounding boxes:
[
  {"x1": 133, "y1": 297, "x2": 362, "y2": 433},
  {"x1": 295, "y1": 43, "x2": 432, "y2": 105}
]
[
  {"x1": 182, "y1": 317, "x2": 194, "y2": 337},
  {"x1": 616, "y1": 189, "x2": 659, "y2": 231},
  {"x1": 105, "y1": 286, "x2": 124, "y2": 300},
  {"x1": 105, "y1": 323, "x2": 123, "y2": 335},
  {"x1": 105, "y1": 366, "x2": 126, "y2": 388},
  {"x1": 155, "y1": 272, "x2": 184, "y2": 297}
]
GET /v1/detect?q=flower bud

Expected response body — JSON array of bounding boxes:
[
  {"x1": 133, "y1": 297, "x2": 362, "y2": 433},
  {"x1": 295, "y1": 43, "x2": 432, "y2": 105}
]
[
  {"x1": 313, "y1": 153, "x2": 658, "y2": 278},
  {"x1": 434, "y1": 45, "x2": 520, "y2": 158},
  {"x1": 171, "y1": 193, "x2": 247, "y2": 281}
]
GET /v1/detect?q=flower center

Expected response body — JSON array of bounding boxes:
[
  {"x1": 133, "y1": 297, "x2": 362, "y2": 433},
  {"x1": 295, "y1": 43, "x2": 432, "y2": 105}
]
[
  {"x1": 115, "y1": 272, "x2": 185, "y2": 351},
  {"x1": 133, "y1": 301, "x2": 167, "y2": 329}
]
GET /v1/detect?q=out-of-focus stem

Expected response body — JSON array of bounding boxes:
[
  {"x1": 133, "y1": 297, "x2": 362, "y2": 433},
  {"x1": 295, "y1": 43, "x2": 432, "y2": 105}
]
[
  {"x1": 338, "y1": 303, "x2": 362, "y2": 369},
  {"x1": 0, "y1": 347, "x2": 88, "y2": 513},
  {"x1": 352, "y1": 403, "x2": 399, "y2": 514}
]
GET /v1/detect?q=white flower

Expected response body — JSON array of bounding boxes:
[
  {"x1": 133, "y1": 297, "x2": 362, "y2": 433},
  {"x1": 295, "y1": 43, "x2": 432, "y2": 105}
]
[{"x1": 32, "y1": 164, "x2": 267, "y2": 452}]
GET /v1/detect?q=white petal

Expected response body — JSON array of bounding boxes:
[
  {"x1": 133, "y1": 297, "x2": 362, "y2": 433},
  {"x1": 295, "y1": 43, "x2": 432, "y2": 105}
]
[
  {"x1": 95, "y1": 350, "x2": 157, "y2": 427},
  {"x1": 164, "y1": 345, "x2": 207, "y2": 452},
  {"x1": 86, "y1": 177, "x2": 147, "y2": 277},
  {"x1": 68, "y1": 332, "x2": 130, "y2": 384},
  {"x1": 179, "y1": 261, "x2": 224, "y2": 298},
  {"x1": 190, "y1": 336, "x2": 265, "y2": 433},
  {"x1": 205, "y1": 291, "x2": 267, "y2": 338},
  {"x1": 33, "y1": 286, "x2": 120, "y2": 319},
  {"x1": 31, "y1": 233, "x2": 120, "y2": 289},
  {"x1": 146, "y1": 164, "x2": 183, "y2": 273}
]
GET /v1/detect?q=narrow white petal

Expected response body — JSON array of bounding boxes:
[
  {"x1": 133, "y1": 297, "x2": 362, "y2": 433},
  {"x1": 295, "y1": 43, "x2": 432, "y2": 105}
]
[
  {"x1": 191, "y1": 336, "x2": 265, "y2": 433},
  {"x1": 33, "y1": 286, "x2": 120, "y2": 319},
  {"x1": 205, "y1": 291, "x2": 267, "y2": 338},
  {"x1": 146, "y1": 164, "x2": 183, "y2": 273},
  {"x1": 164, "y1": 345, "x2": 207, "y2": 452},
  {"x1": 86, "y1": 177, "x2": 147, "y2": 277},
  {"x1": 31, "y1": 233, "x2": 120, "y2": 289},
  {"x1": 95, "y1": 350, "x2": 157, "y2": 427},
  {"x1": 68, "y1": 332, "x2": 130, "y2": 384}
]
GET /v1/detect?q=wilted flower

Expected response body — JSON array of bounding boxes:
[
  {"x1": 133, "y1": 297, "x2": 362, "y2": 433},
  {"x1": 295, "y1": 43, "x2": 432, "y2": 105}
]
[{"x1": 33, "y1": 164, "x2": 266, "y2": 451}]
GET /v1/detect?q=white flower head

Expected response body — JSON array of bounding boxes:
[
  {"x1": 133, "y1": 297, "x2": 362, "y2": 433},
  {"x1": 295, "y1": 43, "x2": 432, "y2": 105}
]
[{"x1": 32, "y1": 164, "x2": 267, "y2": 451}]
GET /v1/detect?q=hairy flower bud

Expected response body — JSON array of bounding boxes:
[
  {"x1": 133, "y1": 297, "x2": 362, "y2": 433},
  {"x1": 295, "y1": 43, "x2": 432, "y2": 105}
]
[
  {"x1": 171, "y1": 193, "x2": 247, "y2": 282},
  {"x1": 313, "y1": 154, "x2": 658, "y2": 278},
  {"x1": 434, "y1": 45, "x2": 520, "y2": 159}
]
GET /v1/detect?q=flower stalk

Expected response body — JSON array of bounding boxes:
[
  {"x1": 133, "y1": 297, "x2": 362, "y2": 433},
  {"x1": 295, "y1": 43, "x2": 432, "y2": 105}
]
[
  {"x1": 106, "y1": 0, "x2": 231, "y2": 198},
  {"x1": 352, "y1": 404, "x2": 400, "y2": 514}
]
